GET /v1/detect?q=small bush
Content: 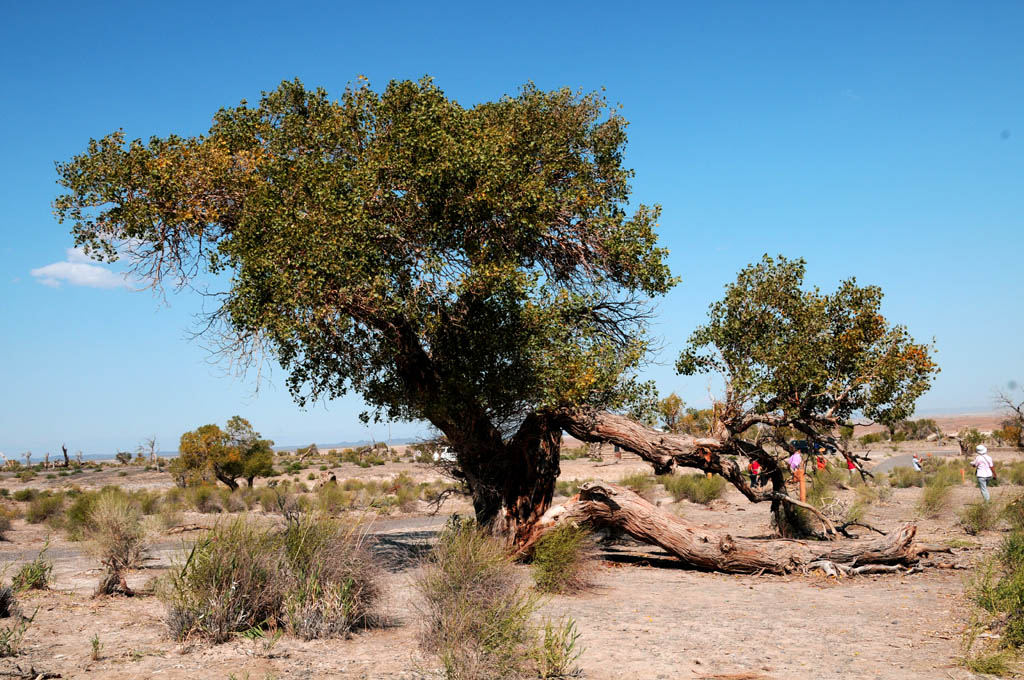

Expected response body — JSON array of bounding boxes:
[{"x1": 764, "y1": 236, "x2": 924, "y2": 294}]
[
  {"x1": 555, "y1": 479, "x2": 589, "y2": 498},
  {"x1": 25, "y1": 494, "x2": 64, "y2": 525},
  {"x1": 280, "y1": 516, "x2": 381, "y2": 640},
  {"x1": 161, "y1": 515, "x2": 382, "y2": 644},
  {"x1": 64, "y1": 492, "x2": 99, "y2": 540},
  {"x1": 88, "y1": 492, "x2": 149, "y2": 594},
  {"x1": 416, "y1": 520, "x2": 539, "y2": 680},
  {"x1": 960, "y1": 503, "x2": 999, "y2": 536},
  {"x1": 11, "y1": 489, "x2": 38, "y2": 503},
  {"x1": 889, "y1": 467, "x2": 923, "y2": 489},
  {"x1": 0, "y1": 609, "x2": 34, "y2": 658},
  {"x1": 186, "y1": 484, "x2": 222, "y2": 513},
  {"x1": 12, "y1": 545, "x2": 52, "y2": 591},
  {"x1": 1002, "y1": 492, "x2": 1024, "y2": 528},
  {"x1": 917, "y1": 478, "x2": 952, "y2": 517},
  {"x1": 659, "y1": 473, "x2": 726, "y2": 505},
  {"x1": 0, "y1": 507, "x2": 14, "y2": 540},
  {"x1": 532, "y1": 617, "x2": 584, "y2": 680},
  {"x1": 531, "y1": 523, "x2": 594, "y2": 594},
  {"x1": 161, "y1": 519, "x2": 282, "y2": 643},
  {"x1": 618, "y1": 473, "x2": 655, "y2": 496}
]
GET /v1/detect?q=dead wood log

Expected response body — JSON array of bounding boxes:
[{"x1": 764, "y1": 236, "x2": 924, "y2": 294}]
[{"x1": 531, "y1": 482, "x2": 926, "y2": 574}]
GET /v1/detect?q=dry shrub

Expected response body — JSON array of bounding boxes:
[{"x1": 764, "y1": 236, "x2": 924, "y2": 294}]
[
  {"x1": 160, "y1": 514, "x2": 382, "y2": 644},
  {"x1": 618, "y1": 473, "x2": 656, "y2": 498},
  {"x1": 25, "y1": 494, "x2": 64, "y2": 526},
  {"x1": 0, "y1": 507, "x2": 14, "y2": 541},
  {"x1": 88, "y1": 492, "x2": 149, "y2": 594},
  {"x1": 161, "y1": 518, "x2": 282, "y2": 643},
  {"x1": 917, "y1": 477, "x2": 953, "y2": 517},
  {"x1": 531, "y1": 523, "x2": 594, "y2": 594},
  {"x1": 186, "y1": 484, "x2": 223, "y2": 513},
  {"x1": 417, "y1": 520, "x2": 538, "y2": 679},
  {"x1": 280, "y1": 516, "x2": 381, "y2": 639}
]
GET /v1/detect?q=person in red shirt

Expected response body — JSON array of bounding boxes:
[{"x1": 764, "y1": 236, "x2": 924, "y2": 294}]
[
  {"x1": 816, "y1": 455, "x2": 827, "y2": 473},
  {"x1": 749, "y1": 459, "x2": 762, "y2": 487},
  {"x1": 847, "y1": 457, "x2": 857, "y2": 477}
]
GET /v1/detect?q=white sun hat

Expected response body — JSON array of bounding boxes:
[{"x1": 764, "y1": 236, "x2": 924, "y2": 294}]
[{"x1": 976, "y1": 444, "x2": 988, "y2": 454}]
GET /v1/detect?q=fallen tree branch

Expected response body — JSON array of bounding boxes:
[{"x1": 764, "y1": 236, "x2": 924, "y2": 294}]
[{"x1": 529, "y1": 482, "x2": 926, "y2": 574}]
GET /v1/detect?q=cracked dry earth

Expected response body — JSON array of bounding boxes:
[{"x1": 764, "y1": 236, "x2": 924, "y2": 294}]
[{"x1": 0, "y1": 455, "x2": 1004, "y2": 679}]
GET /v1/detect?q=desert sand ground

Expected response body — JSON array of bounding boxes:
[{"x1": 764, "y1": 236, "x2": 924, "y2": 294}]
[{"x1": 0, "y1": 445, "x2": 1016, "y2": 679}]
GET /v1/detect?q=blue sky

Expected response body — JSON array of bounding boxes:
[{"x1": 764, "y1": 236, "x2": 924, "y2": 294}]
[{"x1": 1, "y1": 1, "x2": 1021, "y2": 455}]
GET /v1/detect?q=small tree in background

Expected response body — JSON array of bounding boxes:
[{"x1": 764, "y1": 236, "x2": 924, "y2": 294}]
[
  {"x1": 171, "y1": 417, "x2": 274, "y2": 490},
  {"x1": 996, "y1": 386, "x2": 1024, "y2": 450}
]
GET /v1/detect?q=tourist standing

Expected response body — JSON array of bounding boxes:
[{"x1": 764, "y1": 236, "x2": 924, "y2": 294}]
[{"x1": 971, "y1": 444, "x2": 996, "y2": 502}]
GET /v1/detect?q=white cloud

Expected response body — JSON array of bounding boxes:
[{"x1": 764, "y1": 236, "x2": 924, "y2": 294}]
[{"x1": 31, "y1": 249, "x2": 128, "y2": 290}]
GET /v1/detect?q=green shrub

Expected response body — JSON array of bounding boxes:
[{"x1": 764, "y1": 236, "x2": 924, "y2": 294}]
[
  {"x1": 659, "y1": 473, "x2": 726, "y2": 505},
  {"x1": 88, "y1": 491, "x2": 149, "y2": 574},
  {"x1": 555, "y1": 479, "x2": 589, "y2": 497},
  {"x1": 618, "y1": 473, "x2": 655, "y2": 495},
  {"x1": 280, "y1": 516, "x2": 381, "y2": 640},
  {"x1": 960, "y1": 503, "x2": 999, "y2": 536},
  {"x1": 532, "y1": 617, "x2": 584, "y2": 680},
  {"x1": 0, "y1": 607, "x2": 33, "y2": 658},
  {"x1": 161, "y1": 519, "x2": 282, "y2": 643},
  {"x1": 25, "y1": 494, "x2": 63, "y2": 525},
  {"x1": 889, "y1": 467, "x2": 923, "y2": 489},
  {"x1": 12, "y1": 545, "x2": 52, "y2": 591},
  {"x1": 15, "y1": 470, "x2": 35, "y2": 482},
  {"x1": 11, "y1": 489, "x2": 38, "y2": 503},
  {"x1": 186, "y1": 484, "x2": 222, "y2": 513},
  {"x1": 917, "y1": 478, "x2": 952, "y2": 517},
  {"x1": 416, "y1": 520, "x2": 539, "y2": 680},
  {"x1": 64, "y1": 493, "x2": 98, "y2": 540},
  {"x1": 531, "y1": 523, "x2": 594, "y2": 594}
]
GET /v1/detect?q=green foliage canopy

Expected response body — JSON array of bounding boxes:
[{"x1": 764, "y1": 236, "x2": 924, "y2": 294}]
[
  {"x1": 55, "y1": 78, "x2": 674, "y2": 440},
  {"x1": 676, "y1": 255, "x2": 938, "y2": 440},
  {"x1": 171, "y1": 416, "x2": 274, "y2": 489}
]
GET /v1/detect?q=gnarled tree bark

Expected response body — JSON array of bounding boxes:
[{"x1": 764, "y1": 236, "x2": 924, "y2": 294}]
[
  {"x1": 529, "y1": 482, "x2": 925, "y2": 574},
  {"x1": 554, "y1": 408, "x2": 841, "y2": 537}
]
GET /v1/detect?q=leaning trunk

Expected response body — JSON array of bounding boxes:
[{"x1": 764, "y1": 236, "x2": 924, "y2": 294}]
[
  {"x1": 449, "y1": 413, "x2": 561, "y2": 545},
  {"x1": 532, "y1": 482, "x2": 926, "y2": 574}
]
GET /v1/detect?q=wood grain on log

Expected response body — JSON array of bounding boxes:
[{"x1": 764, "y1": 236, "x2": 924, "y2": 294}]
[{"x1": 533, "y1": 482, "x2": 924, "y2": 574}]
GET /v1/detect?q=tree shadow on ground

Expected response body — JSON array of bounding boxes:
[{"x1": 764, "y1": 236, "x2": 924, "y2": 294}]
[{"x1": 371, "y1": 530, "x2": 437, "y2": 572}]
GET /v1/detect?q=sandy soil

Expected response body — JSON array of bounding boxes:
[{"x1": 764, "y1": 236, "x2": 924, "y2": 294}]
[{"x1": 0, "y1": 454, "x2": 1010, "y2": 679}]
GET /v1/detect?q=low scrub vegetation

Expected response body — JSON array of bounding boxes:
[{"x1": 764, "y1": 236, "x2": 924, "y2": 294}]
[
  {"x1": 11, "y1": 544, "x2": 51, "y2": 592},
  {"x1": 659, "y1": 473, "x2": 726, "y2": 505},
  {"x1": 160, "y1": 515, "x2": 381, "y2": 643},
  {"x1": 416, "y1": 520, "x2": 582, "y2": 680},
  {"x1": 917, "y1": 477, "x2": 953, "y2": 517},
  {"x1": 960, "y1": 502, "x2": 1000, "y2": 535},
  {"x1": 962, "y1": 529, "x2": 1024, "y2": 672},
  {"x1": 87, "y1": 491, "x2": 150, "y2": 595},
  {"x1": 531, "y1": 523, "x2": 594, "y2": 594}
]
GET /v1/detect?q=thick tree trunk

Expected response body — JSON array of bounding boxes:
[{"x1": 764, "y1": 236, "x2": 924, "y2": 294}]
[
  {"x1": 450, "y1": 413, "x2": 561, "y2": 545},
  {"x1": 532, "y1": 482, "x2": 924, "y2": 573},
  {"x1": 213, "y1": 467, "x2": 239, "y2": 491}
]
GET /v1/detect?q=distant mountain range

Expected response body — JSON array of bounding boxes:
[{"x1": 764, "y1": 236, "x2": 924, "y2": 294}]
[{"x1": 272, "y1": 437, "x2": 422, "y2": 452}]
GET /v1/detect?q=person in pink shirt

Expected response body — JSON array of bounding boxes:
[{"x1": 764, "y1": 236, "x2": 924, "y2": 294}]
[
  {"x1": 788, "y1": 451, "x2": 805, "y2": 502},
  {"x1": 971, "y1": 444, "x2": 996, "y2": 502}
]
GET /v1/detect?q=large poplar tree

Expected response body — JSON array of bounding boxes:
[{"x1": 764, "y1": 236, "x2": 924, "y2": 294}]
[{"x1": 55, "y1": 78, "x2": 673, "y2": 541}]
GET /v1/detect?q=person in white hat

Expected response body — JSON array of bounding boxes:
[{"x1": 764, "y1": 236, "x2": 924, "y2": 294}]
[{"x1": 970, "y1": 444, "x2": 995, "y2": 502}]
